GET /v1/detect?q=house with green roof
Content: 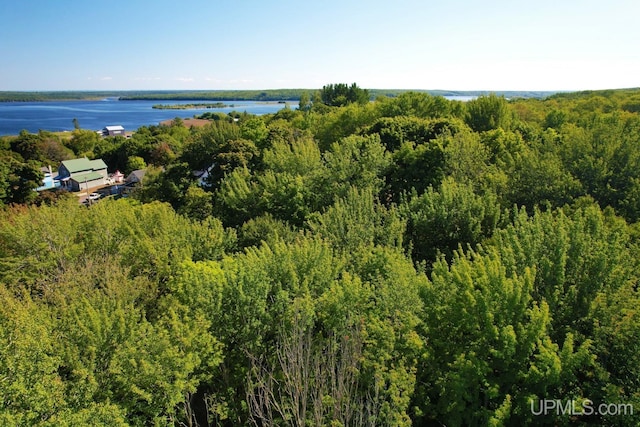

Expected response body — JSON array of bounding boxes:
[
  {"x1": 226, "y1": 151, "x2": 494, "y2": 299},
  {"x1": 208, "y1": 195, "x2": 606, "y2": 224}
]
[{"x1": 56, "y1": 157, "x2": 108, "y2": 192}]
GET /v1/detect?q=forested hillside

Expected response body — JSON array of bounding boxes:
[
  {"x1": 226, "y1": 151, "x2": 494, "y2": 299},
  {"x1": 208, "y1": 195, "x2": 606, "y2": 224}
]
[{"x1": 2, "y1": 86, "x2": 640, "y2": 426}]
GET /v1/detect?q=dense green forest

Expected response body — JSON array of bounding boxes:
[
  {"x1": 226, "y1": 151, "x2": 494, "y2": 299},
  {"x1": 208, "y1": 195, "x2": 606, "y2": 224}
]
[{"x1": 2, "y1": 86, "x2": 640, "y2": 426}]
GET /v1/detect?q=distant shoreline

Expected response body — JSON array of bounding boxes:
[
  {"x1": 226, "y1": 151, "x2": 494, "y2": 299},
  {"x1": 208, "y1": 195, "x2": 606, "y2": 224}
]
[
  {"x1": 0, "y1": 89, "x2": 563, "y2": 102},
  {"x1": 152, "y1": 102, "x2": 229, "y2": 110}
]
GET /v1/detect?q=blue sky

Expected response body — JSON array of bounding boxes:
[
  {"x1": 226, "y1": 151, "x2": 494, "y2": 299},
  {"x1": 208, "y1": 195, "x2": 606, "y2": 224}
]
[{"x1": 1, "y1": 0, "x2": 638, "y2": 91}]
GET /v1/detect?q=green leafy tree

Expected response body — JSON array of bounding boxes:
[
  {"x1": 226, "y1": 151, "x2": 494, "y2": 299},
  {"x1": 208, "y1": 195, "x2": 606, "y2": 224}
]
[
  {"x1": 39, "y1": 133, "x2": 74, "y2": 163},
  {"x1": 196, "y1": 237, "x2": 425, "y2": 425},
  {"x1": 297, "y1": 91, "x2": 311, "y2": 112},
  {"x1": 215, "y1": 137, "x2": 323, "y2": 226},
  {"x1": 442, "y1": 128, "x2": 491, "y2": 187},
  {"x1": 504, "y1": 148, "x2": 583, "y2": 212},
  {"x1": 264, "y1": 118, "x2": 298, "y2": 149},
  {"x1": 320, "y1": 82, "x2": 370, "y2": 107},
  {"x1": 237, "y1": 213, "x2": 298, "y2": 249},
  {"x1": 67, "y1": 129, "x2": 99, "y2": 157},
  {"x1": 181, "y1": 120, "x2": 242, "y2": 171},
  {"x1": 178, "y1": 185, "x2": 213, "y2": 221},
  {"x1": 240, "y1": 116, "x2": 269, "y2": 148},
  {"x1": 557, "y1": 114, "x2": 640, "y2": 221},
  {"x1": 365, "y1": 116, "x2": 466, "y2": 151},
  {"x1": 10, "y1": 130, "x2": 46, "y2": 163},
  {"x1": 0, "y1": 152, "x2": 42, "y2": 205},
  {"x1": 543, "y1": 109, "x2": 568, "y2": 129},
  {"x1": 135, "y1": 162, "x2": 195, "y2": 210},
  {"x1": 415, "y1": 249, "x2": 593, "y2": 426},
  {"x1": 385, "y1": 138, "x2": 447, "y2": 199},
  {"x1": 465, "y1": 94, "x2": 513, "y2": 132},
  {"x1": 375, "y1": 91, "x2": 464, "y2": 119},
  {"x1": 479, "y1": 127, "x2": 526, "y2": 164},
  {"x1": 317, "y1": 134, "x2": 391, "y2": 207},
  {"x1": 307, "y1": 186, "x2": 405, "y2": 253},
  {"x1": 490, "y1": 204, "x2": 637, "y2": 344},
  {"x1": 468, "y1": 203, "x2": 640, "y2": 425},
  {"x1": 401, "y1": 177, "x2": 500, "y2": 265},
  {"x1": 125, "y1": 155, "x2": 146, "y2": 175},
  {"x1": 0, "y1": 197, "x2": 232, "y2": 292},
  {"x1": 204, "y1": 138, "x2": 259, "y2": 188},
  {"x1": 0, "y1": 287, "x2": 66, "y2": 424},
  {"x1": 148, "y1": 141, "x2": 176, "y2": 166},
  {"x1": 590, "y1": 281, "x2": 640, "y2": 426},
  {"x1": 313, "y1": 102, "x2": 380, "y2": 151},
  {"x1": 262, "y1": 136, "x2": 322, "y2": 176}
]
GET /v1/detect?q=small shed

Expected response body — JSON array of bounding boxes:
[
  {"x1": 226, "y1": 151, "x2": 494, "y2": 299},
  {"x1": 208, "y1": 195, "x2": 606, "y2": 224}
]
[
  {"x1": 125, "y1": 169, "x2": 147, "y2": 185},
  {"x1": 102, "y1": 125, "x2": 125, "y2": 137},
  {"x1": 111, "y1": 170, "x2": 125, "y2": 183}
]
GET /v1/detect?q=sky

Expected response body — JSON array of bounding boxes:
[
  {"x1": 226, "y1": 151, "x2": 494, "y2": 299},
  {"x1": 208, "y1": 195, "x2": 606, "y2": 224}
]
[{"x1": 1, "y1": 0, "x2": 639, "y2": 91}]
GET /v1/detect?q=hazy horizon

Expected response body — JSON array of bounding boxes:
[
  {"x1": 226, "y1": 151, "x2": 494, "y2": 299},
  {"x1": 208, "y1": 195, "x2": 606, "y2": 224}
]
[{"x1": 0, "y1": 88, "x2": 600, "y2": 94}]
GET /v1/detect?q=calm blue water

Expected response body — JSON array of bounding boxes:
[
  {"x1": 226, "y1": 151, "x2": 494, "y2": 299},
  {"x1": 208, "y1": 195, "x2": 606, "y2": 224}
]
[{"x1": 0, "y1": 99, "x2": 299, "y2": 136}]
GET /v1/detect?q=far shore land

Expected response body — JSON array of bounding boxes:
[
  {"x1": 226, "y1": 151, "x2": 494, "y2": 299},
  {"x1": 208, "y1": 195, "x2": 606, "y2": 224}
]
[
  {"x1": 151, "y1": 101, "x2": 290, "y2": 110},
  {"x1": 152, "y1": 102, "x2": 229, "y2": 110},
  {"x1": 0, "y1": 90, "x2": 306, "y2": 103},
  {"x1": 0, "y1": 89, "x2": 561, "y2": 103}
]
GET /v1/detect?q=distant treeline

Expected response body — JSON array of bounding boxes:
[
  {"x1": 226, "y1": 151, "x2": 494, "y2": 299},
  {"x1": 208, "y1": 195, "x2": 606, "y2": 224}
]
[
  {"x1": 152, "y1": 102, "x2": 228, "y2": 110},
  {"x1": 0, "y1": 91, "x2": 125, "y2": 102},
  {"x1": 122, "y1": 89, "x2": 561, "y2": 101},
  {"x1": 371, "y1": 89, "x2": 560, "y2": 99},
  {"x1": 120, "y1": 89, "x2": 305, "y2": 101},
  {"x1": 0, "y1": 90, "x2": 306, "y2": 102},
  {"x1": 0, "y1": 89, "x2": 562, "y2": 102}
]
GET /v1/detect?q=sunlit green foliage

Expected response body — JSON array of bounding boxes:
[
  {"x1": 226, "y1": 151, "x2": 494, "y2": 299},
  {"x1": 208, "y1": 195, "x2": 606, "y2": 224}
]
[
  {"x1": 180, "y1": 120, "x2": 242, "y2": 171},
  {"x1": 415, "y1": 249, "x2": 595, "y2": 426},
  {"x1": 465, "y1": 93, "x2": 513, "y2": 132},
  {"x1": 192, "y1": 237, "x2": 426, "y2": 425},
  {"x1": 365, "y1": 115, "x2": 467, "y2": 151},
  {"x1": 319, "y1": 82, "x2": 370, "y2": 107},
  {"x1": 308, "y1": 186, "x2": 405, "y2": 253},
  {"x1": 67, "y1": 129, "x2": 100, "y2": 157},
  {"x1": 312, "y1": 101, "x2": 381, "y2": 150},
  {"x1": 4, "y1": 85, "x2": 640, "y2": 425},
  {"x1": 401, "y1": 177, "x2": 501, "y2": 264},
  {"x1": 374, "y1": 91, "x2": 464, "y2": 118}
]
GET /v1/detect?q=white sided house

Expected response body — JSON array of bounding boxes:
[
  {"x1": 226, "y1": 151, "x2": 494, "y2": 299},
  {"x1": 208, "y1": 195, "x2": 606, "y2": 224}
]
[
  {"x1": 56, "y1": 157, "x2": 109, "y2": 191},
  {"x1": 101, "y1": 125, "x2": 125, "y2": 137}
]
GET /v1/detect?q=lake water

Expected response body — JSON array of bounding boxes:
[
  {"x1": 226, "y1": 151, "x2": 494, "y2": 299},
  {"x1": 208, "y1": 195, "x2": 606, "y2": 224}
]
[
  {"x1": 0, "y1": 99, "x2": 299, "y2": 136},
  {"x1": 0, "y1": 95, "x2": 476, "y2": 136}
]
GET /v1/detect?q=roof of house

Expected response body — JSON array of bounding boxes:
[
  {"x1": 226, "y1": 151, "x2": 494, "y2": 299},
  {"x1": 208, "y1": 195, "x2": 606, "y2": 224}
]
[
  {"x1": 105, "y1": 125, "x2": 125, "y2": 131},
  {"x1": 61, "y1": 157, "x2": 107, "y2": 173},
  {"x1": 126, "y1": 169, "x2": 146, "y2": 181},
  {"x1": 70, "y1": 171, "x2": 106, "y2": 182}
]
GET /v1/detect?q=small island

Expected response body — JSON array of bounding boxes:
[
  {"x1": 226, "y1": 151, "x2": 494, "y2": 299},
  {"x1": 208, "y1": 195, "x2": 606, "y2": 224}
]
[{"x1": 152, "y1": 102, "x2": 230, "y2": 110}]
